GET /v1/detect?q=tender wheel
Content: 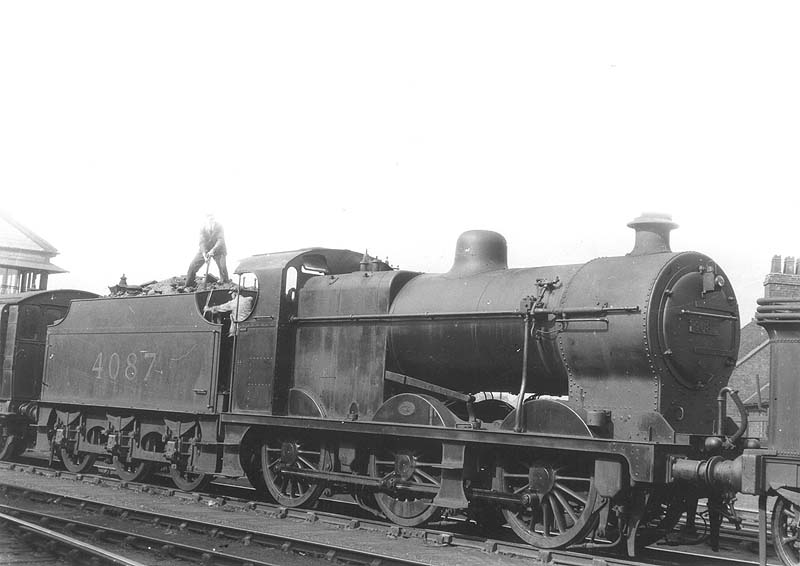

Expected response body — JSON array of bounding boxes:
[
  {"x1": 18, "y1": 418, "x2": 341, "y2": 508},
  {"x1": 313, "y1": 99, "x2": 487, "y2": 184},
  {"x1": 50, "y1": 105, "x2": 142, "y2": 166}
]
[
  {"x1": 370, "y1": 444, "x2": 443, "y2": 527},
  {"x1": 0, "y1": 432, "x2": 18, "y2": 461},
  {"x1": 60, "y1": 446, "x2": 96, "y2": 473},
  {"x1": 59, "y1": 426, "x2": 100, "y2": 473},
  {"x1": 114, "y1": 432, "x2": 160, "y2": 482},
  {"x1": 261, "y1": 436, "x2": 330, "y2": 508},
  {"x1": 494, "y1": 455, "x2": 599, "y2": 549},
  {"x1": 773, "y1": 495, "x2": 800, "y2": 566},
  {"x1": 11, "y1": 435, "x2": 27, "y2": 458},
  {"x1": 170, "y1": 466, "x2": 212, "y2": 491}
]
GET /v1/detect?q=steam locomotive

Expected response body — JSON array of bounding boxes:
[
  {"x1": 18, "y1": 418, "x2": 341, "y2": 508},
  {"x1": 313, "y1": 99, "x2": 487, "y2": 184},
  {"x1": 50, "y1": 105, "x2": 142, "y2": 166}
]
[{"x1": 2, "y1": 214, "x2": 786, "y2": 560}]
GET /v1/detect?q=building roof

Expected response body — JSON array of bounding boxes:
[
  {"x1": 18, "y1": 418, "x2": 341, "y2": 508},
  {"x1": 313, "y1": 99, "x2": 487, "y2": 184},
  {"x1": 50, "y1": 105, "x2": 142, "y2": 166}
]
[
  {"x1": 0, "y1": 211, "x2": 59, "y2": 254},
  {"x1": 0, "y1": 210, "x2": 66, "y2": 273}
]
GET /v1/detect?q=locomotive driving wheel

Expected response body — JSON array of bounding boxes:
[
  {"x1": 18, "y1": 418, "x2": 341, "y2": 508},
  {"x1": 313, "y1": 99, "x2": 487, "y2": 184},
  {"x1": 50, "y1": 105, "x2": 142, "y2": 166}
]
[
  {"x1": 494, "y1": 455, "x2": 599, "y2": 549},
  {"x1": 368, "y1": 394, "x2": 457, "y2": 528},
  {"x1": 495, "y1": 398, "x2": 604, "y2": 549},
  {"x1": 260, "y1": 435, "x2": 331, "y2": 508},
  {"x1": 773, "y1": 496, "x2": 800, "y2": 566},
  {"x1": 369, "y1": 444, "x2": 443, "y2": 527}
]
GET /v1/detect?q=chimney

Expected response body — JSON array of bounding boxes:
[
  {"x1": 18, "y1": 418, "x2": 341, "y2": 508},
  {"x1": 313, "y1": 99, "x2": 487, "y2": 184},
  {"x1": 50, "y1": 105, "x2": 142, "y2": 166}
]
[
  {"x1": 764, "y1": 254, "x2": 800, "y2": 299},
  {"x1": 627, "y1": 212, "x2": 678, "y2": 255}
]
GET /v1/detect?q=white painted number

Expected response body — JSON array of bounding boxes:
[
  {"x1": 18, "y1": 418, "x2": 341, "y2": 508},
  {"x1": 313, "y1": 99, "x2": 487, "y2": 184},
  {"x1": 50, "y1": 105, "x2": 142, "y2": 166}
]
[
  {"x1": 90, "y1": 351, "x2": 157, "y2": 382},
  {"x1": 92, "y1": 353, "x2": 103, "y2": 379},
  {"x1": 144, "y1": 352, "x2": 157, "y2": 380},
  {"x1": 108, "y1": 352, "x2": 120, "y2": 381}
]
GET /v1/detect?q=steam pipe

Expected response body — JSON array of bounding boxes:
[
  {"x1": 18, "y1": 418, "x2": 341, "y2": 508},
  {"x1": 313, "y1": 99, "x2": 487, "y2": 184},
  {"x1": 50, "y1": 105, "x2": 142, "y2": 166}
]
[
  {"x1": 716, "y1": 387, "x2": 748, "y2": 449},
  {"x1": 514, "y1": 311, "x2": 532, "y2": 433}
]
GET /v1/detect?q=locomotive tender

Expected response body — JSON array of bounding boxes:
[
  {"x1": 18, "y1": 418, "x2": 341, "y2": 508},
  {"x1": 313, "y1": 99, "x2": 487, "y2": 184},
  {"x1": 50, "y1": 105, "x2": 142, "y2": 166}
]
[{"x1": 11, "y1": 214, "x2": 758, "y2": 555}]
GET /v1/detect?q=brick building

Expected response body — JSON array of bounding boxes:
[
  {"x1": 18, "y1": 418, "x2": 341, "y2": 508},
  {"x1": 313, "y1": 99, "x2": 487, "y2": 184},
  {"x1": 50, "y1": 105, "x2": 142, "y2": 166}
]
[
  {"x1": 0, "y1": 211, "x2": 66, "y2": 294},
  {"x1": 728, "y1": 254, "x2": 800, "y2": 439}
]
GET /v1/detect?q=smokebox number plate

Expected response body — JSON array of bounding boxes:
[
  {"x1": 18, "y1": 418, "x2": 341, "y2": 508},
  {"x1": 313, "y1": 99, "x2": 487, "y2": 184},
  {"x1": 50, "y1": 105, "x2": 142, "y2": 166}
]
[{"x1": 688, "y1": 316, "x2": 720, "y2": 336}]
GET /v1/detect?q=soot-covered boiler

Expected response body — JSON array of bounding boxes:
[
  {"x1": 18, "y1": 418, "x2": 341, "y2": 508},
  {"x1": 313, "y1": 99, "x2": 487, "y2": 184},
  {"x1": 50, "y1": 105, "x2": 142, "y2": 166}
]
[{"x1": 384, "y1": 214, "x2": 740, "y2": 439}]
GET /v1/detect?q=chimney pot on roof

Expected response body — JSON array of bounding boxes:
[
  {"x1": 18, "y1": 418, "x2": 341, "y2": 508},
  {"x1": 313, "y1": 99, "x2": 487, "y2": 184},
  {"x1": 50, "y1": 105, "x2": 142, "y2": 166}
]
[
  {"x1": 785, "y1": 256, "x2": 796, "y2": 275},
  {"x1": 771, "y1": 255, "x2": 782, "y2": 273}
]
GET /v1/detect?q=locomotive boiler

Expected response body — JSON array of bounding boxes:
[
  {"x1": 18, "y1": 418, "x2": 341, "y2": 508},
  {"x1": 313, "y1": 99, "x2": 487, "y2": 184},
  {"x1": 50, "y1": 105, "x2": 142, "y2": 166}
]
[
  {"x1": 383, "y1": 215, "x2": 740, "y2": 441},
  {"x1": 30, "y1": 214, "x2": 749, "y2": 556}
]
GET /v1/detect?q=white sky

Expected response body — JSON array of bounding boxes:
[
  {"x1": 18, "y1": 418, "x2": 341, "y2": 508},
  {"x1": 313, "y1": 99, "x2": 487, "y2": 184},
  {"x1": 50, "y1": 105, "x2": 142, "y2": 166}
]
[{"x1": 1, "y1": 2, "x2": 799, "y2": 324}]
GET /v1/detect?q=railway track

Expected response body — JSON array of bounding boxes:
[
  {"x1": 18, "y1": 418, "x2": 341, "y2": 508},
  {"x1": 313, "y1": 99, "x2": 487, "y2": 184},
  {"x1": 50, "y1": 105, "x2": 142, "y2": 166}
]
[
  {"x1": 0, "y1": 484, "x2": 438, "y2": 566},
  {"x1": 0, "y1": 460, "x2": 773, "y2": 566},
  {"x1": 7, "y1": 454, "x2": 769, "y2": 545},
  {"x1": 0, "y1": 507, "x2": 148, "y2": 566},
  {"x1": 8, "y1": 455, "x2": 769, "y2": 547}
]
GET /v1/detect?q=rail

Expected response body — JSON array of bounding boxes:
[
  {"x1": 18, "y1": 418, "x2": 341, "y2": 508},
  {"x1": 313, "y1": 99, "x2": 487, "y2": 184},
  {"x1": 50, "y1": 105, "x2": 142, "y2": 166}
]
[
  {"x1": 0, "y1": 509, "x2": 147, "y2": 566},
  {"x1": 1, "y1": 462, "x2": 768, "y2": 566}
]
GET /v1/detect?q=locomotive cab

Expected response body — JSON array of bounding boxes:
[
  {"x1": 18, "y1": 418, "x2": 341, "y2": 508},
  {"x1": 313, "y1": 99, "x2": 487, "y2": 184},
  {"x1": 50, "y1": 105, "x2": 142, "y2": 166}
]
[
  {"x1": 196, "y1": 284, "x2": 258, "y2": 410},
  {"x1": 228, "y1": 248, "x2": 368, "y2": 415}
]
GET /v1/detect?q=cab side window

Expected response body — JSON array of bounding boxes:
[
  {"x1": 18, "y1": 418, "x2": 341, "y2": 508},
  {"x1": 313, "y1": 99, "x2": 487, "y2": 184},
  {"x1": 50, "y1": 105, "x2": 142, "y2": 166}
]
[{"x1": 236, "y1": 272, "x2": 259, "y2": 321}]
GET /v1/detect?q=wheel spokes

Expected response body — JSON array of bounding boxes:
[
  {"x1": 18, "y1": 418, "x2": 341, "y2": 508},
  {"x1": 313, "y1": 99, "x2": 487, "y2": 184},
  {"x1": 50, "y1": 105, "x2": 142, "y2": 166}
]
[
  {"x1": 497, "y1": 458, "x2": 599, "y2": 550},
  {"x1": 297, "y1": 455, "x2": 317, "y2": 469},
  {"x1": 414, "y1": 469, "x2": 439, "y2": 486},
  {"x1": 554, "y1": 482, "x2": 589, "y2": 506},
  {"x1": 542, "y1": 499, "x2": 552, "y2": 535},
  {"x1": 553, "y1": 490, "x2": 579, "y2": 523},
  {"x1": 261, "y1": 438, "x2": 327, "y2": 508},
  {"x1": 371, "y1": 446, "x2": 443, "y2": 527}
]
